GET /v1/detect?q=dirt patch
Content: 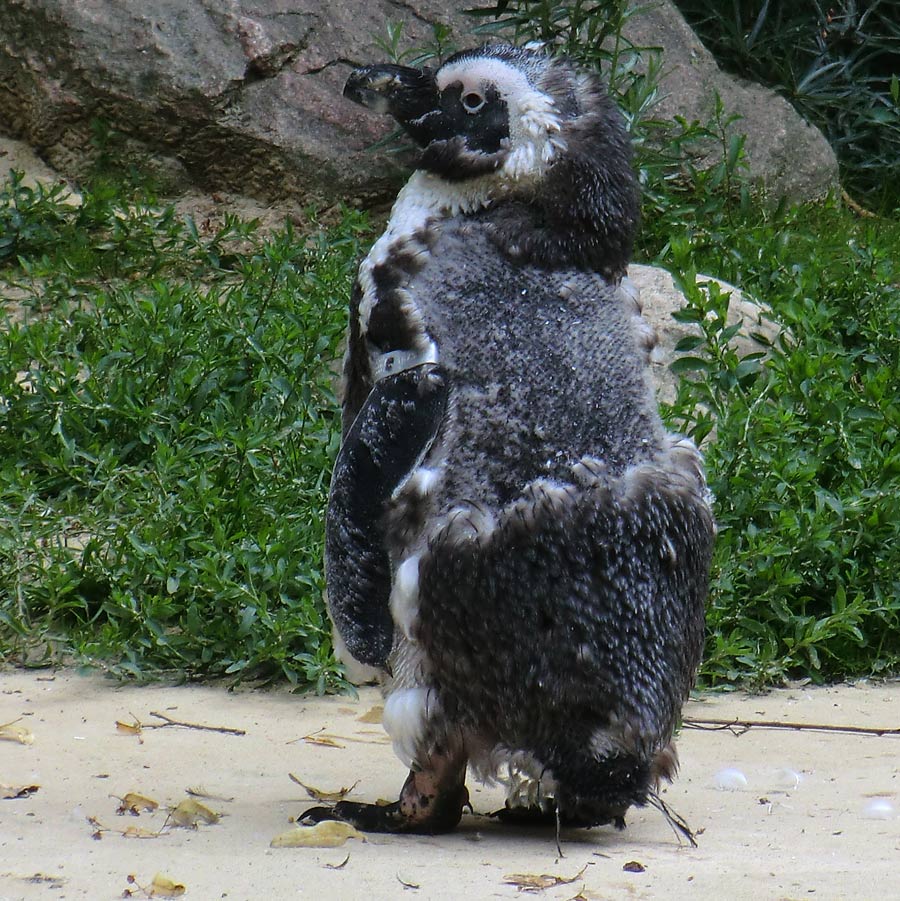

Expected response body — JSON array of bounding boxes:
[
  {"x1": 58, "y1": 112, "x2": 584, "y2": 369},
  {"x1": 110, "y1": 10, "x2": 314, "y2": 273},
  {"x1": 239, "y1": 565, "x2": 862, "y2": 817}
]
[
  {"x1": 1, "y1": 671, "x2": 897, "y2": 900},
  {"x1": 0, "y1": 137, "x2": 76, "y2": 196}
]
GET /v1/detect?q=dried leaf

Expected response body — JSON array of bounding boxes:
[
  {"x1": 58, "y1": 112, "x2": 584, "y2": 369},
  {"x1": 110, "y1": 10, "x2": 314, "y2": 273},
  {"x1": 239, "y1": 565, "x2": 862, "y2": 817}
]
[
  {"x1": 300, "y1": 732, "x2": 346, "y2": 749},
  {"x1": 150, "y1": 873, "x2": 186, "y2": 897},
  {"x1": 504, "y1": 874, "x2": 560, "y2": 892},
  {"x1": 121, "y1": 825, "x2": 163, "y2": 839},
  {"x1": 1, "y1": 782, "x2": 40, "y2": 799},
  {"x1": 397, "y1": 874, "x2": 420, "y2": 890},
  {"x1": 168, "y1": 798, "x2": 221, "y2": 827},
  {"x1": 116, "y1": 717, "x2": 143, "y2": 736},
  {"x1": 504, "y1": 865, "x2": 588, "y2": 892},
  {"x1": 185, "y1": 786, "x2": 234, "y2": 802},
  {"x1": 117, "y1": 792, "x2": 159, "y2": 815},
  {"x1": 623, "y1": 861, "x2": 645, "y2": 873},
  {"x1": 270, "y1": 820, "x2": 365, "y2": 849},
  {"x1": 357, "y1": 706, "x2": 384, "y2": 724},
  {"x1": 288, "y1": 773, "x2": 359, "y2": 802},
  {"x1": 324, "y1": 853, "x2": 351, "y2": 870},
  {"x1": 87, "y1": 815, "x2": 105, "y2": 840},
  {"x1": 0, "y1": 719, "x2": 35, "y2": 745},
  {"x1": 88, "y1": 815, "x2": 162, "y2": 840}
]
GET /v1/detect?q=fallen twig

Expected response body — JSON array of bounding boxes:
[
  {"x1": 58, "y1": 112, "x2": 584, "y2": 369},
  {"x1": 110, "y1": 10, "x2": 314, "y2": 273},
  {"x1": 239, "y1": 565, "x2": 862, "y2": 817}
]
[
  {"x1": 145, "y1": 711, "x2": 246, "y2": 736},
  {"x1": 683, "y1": 717, "x2": 900, "y2": 738},
  {"x1": 647, "y1": 791, "x2": 698, "y2": 848},
  {"x1": 841, "y1": 188, "x2": 877, "y2": 218}
]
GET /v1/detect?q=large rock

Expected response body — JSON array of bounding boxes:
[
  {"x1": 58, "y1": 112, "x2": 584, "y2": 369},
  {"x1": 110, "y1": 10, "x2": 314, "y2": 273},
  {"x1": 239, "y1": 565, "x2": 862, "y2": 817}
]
[
  {"x1": 0, "y1": 0, "x2": 482, "y2": 205},
  {"x1": 628, "y1": 263, "x2": 783, "y2": 408},
  {"x1": 623, "y1": 4, "x2": 839, "y2": 201},
  {"x1": 0, "y1": 1, "x2": 838, "y2": 206}
]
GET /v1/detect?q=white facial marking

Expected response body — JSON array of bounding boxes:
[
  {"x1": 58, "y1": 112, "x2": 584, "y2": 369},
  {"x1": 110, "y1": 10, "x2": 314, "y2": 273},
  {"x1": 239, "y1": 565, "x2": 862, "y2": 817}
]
[{"x1": 436, "y1": 56, "x2": 564, "y2": 179}]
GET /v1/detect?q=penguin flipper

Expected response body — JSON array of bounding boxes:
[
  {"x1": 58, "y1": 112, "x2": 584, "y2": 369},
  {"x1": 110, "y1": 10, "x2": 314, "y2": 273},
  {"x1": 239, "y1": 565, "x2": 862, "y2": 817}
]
[{"x1": 325, "y1": 363, "x2": 448, "y2": 668}]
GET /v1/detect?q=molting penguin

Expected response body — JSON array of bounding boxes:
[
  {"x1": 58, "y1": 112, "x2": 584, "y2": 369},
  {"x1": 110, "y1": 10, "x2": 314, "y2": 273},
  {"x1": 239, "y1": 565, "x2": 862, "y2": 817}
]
[{"x1": 309, "y1": 43, "x2": 715, "y2": 839}]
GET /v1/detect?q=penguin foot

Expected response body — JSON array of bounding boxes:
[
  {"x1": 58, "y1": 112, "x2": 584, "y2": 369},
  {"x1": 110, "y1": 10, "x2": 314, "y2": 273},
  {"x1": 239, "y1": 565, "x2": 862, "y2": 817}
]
[
  {"x1": 489, "y1": 804, "x2": 557, "y2": 826},
  {"x1": 300, "y1": 800, "x2": 409, "y2": 833},
  {"x1": 300, "y1": 757, "x2": 469, "y2": 835}
]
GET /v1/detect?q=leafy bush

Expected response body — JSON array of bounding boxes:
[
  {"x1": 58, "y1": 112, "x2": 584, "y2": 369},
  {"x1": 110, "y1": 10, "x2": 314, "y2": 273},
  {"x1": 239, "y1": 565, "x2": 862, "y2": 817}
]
[
  {"x1": 2, "y1": 4, "x2": 898, "y2": 691},
  {"x1": 638, "y1": 174, "x2": 900, "y2": 685},
  {"x1": 0, "y1": 173, "x2": 364, "y2": 688},
  {"x1": 469, "y1": 0, "x2": 631, "y2": 79}
]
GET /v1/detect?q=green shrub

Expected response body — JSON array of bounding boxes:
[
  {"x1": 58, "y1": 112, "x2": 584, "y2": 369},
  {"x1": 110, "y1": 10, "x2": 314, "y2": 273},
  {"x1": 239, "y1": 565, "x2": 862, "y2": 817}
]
[
  {"x1": 0, "y1": 173, "x2": 364, "y2": 688},
  {"x1": 2, "y1": 5, "x2": 898, "y2": 690},
  {"x1": 641, "y1": 184, "x2": 900, "y2": 686}
]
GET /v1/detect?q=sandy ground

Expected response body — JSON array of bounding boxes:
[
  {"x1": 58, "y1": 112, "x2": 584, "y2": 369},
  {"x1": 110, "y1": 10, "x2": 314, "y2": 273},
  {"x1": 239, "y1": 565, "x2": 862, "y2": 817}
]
[{"x1": 1, "y1": 671, "x2": 898, "y2": 901}]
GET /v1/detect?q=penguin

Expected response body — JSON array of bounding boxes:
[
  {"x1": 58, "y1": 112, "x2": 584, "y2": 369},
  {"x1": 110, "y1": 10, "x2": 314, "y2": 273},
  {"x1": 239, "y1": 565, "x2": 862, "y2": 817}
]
[{"x1": 308, "y1": 43, "x2": 715, "y2": 839}]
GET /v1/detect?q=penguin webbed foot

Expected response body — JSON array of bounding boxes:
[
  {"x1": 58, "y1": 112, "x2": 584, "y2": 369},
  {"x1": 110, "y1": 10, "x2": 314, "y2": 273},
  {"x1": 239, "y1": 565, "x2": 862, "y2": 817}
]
[
  {"x1": 300, "y1": 799, "x2": 408, "y2": 833},
  {"x1": 300, "y1": 760, "x2": 469, "y2": 835}
]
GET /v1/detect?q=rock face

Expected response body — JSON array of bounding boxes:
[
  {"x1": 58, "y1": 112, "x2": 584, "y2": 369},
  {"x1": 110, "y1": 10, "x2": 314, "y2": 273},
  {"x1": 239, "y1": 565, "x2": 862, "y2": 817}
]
[
  {"x1": 0, "y1": 0, "x2": 838, "y2": 205},
  {"x1": 0, "y1": 0, "x2": 480, "y2": 205},
  {"x1": 623, "y1": 4, "x2": 839, "y2": 202}
]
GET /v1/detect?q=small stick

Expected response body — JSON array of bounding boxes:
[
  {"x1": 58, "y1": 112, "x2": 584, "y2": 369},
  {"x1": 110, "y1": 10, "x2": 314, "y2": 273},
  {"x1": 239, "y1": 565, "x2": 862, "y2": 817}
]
[
  {"x1": 841, "y1": 188, "x2": 877, "y2": 218},
  {"x1": 145, "y1": 711, "x2": 246, "y2": 736},
  {"x1": 647, "y1": 791, "x2": 698, "y2": 848},
  {"x1": 683, "y1": 717, "x2": 900, "y2": 738},
  {"x1": 554, "y1": 802, "x2": 564, "y2": 859}
]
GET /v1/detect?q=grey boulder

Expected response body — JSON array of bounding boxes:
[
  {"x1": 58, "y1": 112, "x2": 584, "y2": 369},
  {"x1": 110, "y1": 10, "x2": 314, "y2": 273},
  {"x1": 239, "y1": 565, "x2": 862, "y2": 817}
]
[{"x1": 0, "y1": 0, "x2": 838, "y2": 205}]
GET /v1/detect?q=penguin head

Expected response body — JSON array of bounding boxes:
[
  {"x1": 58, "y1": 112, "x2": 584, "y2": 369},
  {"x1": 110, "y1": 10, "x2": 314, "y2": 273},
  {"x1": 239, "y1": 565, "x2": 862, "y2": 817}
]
[
  {"x1": 345, "y1": 43, "x2": 639, "y2": 275},
  {"x1": 345, "y1": 44, "x2": 587, "y2": 183}
]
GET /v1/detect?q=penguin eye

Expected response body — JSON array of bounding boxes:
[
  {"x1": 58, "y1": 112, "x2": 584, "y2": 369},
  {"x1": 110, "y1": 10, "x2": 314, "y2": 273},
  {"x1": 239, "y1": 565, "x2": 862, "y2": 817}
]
[{"x1": 461, "y1": 91, "x2": 486, "y2": 114}]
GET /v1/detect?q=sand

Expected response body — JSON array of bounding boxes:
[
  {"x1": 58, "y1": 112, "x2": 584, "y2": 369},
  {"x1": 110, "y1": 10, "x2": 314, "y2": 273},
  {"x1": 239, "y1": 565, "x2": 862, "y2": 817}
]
[{"x1": 1, "y1": 670, "x2": 898, "y2": 901}]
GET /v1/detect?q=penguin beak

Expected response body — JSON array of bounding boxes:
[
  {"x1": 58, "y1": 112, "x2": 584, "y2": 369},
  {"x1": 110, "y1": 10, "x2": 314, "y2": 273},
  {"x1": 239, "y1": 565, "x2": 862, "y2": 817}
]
[{"x1": 344, "y1": 64, "x2": 439, "y2": 146}]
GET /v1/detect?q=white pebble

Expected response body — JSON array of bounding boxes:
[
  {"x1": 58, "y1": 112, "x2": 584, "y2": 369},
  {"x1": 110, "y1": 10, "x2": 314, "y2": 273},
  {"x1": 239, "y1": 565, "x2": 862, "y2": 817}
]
[
  {"x1": 861, "y1": 798, "x2": 894, "y2": 820},
  {"x1": 714, "y1": 767, "x2": 748, "y2": 791}
]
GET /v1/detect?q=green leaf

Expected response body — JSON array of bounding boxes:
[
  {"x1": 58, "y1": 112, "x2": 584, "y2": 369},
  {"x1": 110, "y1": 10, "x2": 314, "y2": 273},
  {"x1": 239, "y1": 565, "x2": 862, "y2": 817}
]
[
  {"x1": 669, "y1": 356, "x2": 714, "y2": 374},
  {"x1": 674, "y1": 335, "x2": 705, "y2": 352}
]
